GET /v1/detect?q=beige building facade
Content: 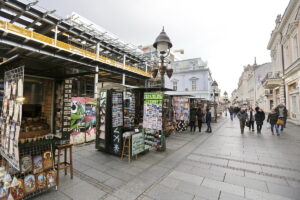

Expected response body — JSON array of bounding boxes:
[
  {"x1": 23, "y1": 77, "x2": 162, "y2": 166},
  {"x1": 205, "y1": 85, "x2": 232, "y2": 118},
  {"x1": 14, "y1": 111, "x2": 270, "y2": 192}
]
[{"x1": 267, "y1": 0, "x2": 300, "y2": 125}]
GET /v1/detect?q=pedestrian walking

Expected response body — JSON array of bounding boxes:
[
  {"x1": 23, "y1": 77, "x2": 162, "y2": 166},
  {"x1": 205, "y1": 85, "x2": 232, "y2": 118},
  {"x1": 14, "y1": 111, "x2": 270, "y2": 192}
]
[
  {"x1": 229, "y1": 106, "x2": 234, "y2": 121},
  {"x1": 267, "y1": 108, "x2": 279, "y2": 135},
  {"x1": 196, "y1": 106, "x2": 204, "y2": 132},
  {"x1": 275, "y1": 103, "x2": 287, "y2": 132},
  {"x1": 189, "y1": 107, "x2": 197, "y2": 132},
  {"x1": 255, "y1": 107, "x2": 265, "y2": 134},
  {"x1": 237, "y1": 108, "x2": 248, "y2": 134},
  {"x1": 205, "y1": 108, "x2": 212, "y2": 133},
  {"x1": 248, "y1": 108, "x2": 255, "y2": 132}
]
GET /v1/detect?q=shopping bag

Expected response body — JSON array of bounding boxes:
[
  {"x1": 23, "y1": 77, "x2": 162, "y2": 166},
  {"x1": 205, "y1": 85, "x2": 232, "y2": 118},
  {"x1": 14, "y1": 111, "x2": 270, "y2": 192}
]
[
  {"x1": 245, "y1": 120, "x2": 250, "y2": 127},
  {"x1": 277, "y1": 119, "x2": 284, "y2": 126}
]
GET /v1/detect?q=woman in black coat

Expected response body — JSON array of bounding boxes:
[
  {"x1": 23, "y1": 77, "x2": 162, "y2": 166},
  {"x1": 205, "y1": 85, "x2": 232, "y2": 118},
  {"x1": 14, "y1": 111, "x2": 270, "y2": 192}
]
[
  {"x1": 254, "y1": 107, "x2": 265, "y2": 134},
  {"x1": 196, "y1": 106, "x2": 204, "y2": 132},
  {"x1": 190, "y1": 108, "x2": 197, "y2": 132}
]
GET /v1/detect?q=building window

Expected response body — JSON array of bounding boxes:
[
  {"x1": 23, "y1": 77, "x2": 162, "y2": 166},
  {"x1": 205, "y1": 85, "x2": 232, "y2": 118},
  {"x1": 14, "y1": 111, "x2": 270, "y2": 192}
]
[
  {"x1": 173, "y1": 82, "x2": 177, "y2": 91},
  {"x1": 291, "y1": 96, "x2": 297, "y2": 118},
  {"x1": 284, "y1": 44, "x2": 289, "y2": 67},
  {"x1": 192, "y1": 80, "x2": 197, "y2": 91},
  {"x1": 292, "y1": 34, "x2": 299, "y2": 62}
]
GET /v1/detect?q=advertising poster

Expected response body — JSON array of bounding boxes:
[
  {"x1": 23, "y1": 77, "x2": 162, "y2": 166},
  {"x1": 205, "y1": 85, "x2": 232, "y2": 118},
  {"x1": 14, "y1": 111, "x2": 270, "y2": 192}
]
[
  {"x1": 143, "y1": 92, "x2": 163, "y2": 130},
  {"x1": 70, "y1": 97, "x2": 96, "y2": 144},
  {"x1": 173, "y1": 96, "x2": 190, "y2": 121}
]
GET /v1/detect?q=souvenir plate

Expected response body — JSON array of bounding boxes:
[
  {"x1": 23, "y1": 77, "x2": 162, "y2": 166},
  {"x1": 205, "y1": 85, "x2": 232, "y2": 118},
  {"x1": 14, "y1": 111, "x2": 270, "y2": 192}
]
[
  {"x1": 21, "y1": 155, "x2": 32, "y2": 173},
  {"x1": 35, "y1": 172, "x2": 46, "y2": 190},
  {"x1": 10, "y1": 178, "x2": 25, "y2": 200},
  {"x1": 46, "y1": 171, "x2": 56, "y2": 188},
  {"x1": 24, "y1": 175, "x2": 35, "y2": 194}
]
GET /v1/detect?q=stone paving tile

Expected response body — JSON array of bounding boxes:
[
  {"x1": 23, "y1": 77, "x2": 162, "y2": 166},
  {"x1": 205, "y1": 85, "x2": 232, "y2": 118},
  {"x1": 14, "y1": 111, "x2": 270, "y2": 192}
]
[
  {"x1": 266, "y1": 181, "x2": 300, "y2": 199},
  {"x1": 103, "y1": 177, "x2": 125, "y2": 189},
  {"x1": 159, "y1": 176, "x2": 181, "y2": 189},
  {"x1": 175, "y1": 181, "x2": 220, "y2": 200},
  {"x1": 210, "y1": 165, "x2": 244, "y2": 176},
  {"x1": 190, "y1": 166, "x2": 225, "y2": 182},
  {"x1": 105, "y1": 168, "x2": 133, "y2": 182},
  {"x1": 261, "y1": 166, "x2": 300, "y2": 180},
  {"x1": 145, "y1": 184, "x2": 194, "y2": 200},
  {"x1": 73, "y1": 159, "x2": 92, "y2": 172},
  {"x1": 201, "y1": 177, "x2": 244, "y2": 197},
  {"x1": 244, "y1": 172, "x2": 289, "y2": 186},
  {"x1": 181, "y1": 159, "x2": 211, "y2": 169},
  {"x1": 224, "y1": 173, "x2": 268, "y2": 192},
  {"x1": 113, "y1": 189, "x2": 139, "y2": 200},
  {"x1": 188, "y1": 154, "x2": 229, "y2": 166},
  {"x1": 245, "y1": 188, "x2": 293, "y2": 200},
  {"x1": 62, "y1": 181, "x2": 106, "y2": 200},
  {"x1": 219, "y1": 191, "x2": 249, "y2": 200},
  {"x1": 228, "y1": 160, "x2": 262, "y2": 173},
  {"x1": 168, "y1": 170, "x2": 204, "y2": 185},
  {"x1": 83, "y1": 168, "x2": 112, "y2": 182},
  {"x1": 103, "y1": 194, "x2": 121, "y2": 200},
  {"x1": 32, "y1": 190, "x2": 72, "y2": 200}
]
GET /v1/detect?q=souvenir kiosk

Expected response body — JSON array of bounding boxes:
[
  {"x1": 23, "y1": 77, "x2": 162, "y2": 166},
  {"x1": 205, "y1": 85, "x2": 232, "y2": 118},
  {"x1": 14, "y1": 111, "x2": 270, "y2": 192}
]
[
  {"x1": 0, "y1": 58, "x2": 96, "y2": 199},
  {"x1": 96, "y1": 86, "x2": 172, "y2": 160}
]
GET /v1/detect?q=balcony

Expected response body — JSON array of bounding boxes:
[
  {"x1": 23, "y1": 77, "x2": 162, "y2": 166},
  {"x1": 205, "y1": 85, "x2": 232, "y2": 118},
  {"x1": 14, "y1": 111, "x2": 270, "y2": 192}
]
[
  {"x1": 262, "y1": 71, "x2": 282, "y2": 89},
  {"x1": 265, "y1": 89, "x2": 273, "y2": 96}
]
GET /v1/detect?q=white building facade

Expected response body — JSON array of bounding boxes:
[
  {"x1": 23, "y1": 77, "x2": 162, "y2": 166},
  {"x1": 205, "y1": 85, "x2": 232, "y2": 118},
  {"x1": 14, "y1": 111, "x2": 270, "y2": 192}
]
[{"x1": 164, "y1": 58, "x2": 214, "y2": 100}]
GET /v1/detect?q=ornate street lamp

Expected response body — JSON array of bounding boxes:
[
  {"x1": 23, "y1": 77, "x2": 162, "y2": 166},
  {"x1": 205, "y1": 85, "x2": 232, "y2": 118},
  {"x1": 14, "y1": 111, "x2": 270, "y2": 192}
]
[
  {"x1": 211, "y1": 80, "x2": 218, "y2": 122},
  {"x1": 152, "y1": 27, "x2": 173, "y2": 87},
  {"x1": 223, "y1": 91, "x2": 228, "y2": 116}
]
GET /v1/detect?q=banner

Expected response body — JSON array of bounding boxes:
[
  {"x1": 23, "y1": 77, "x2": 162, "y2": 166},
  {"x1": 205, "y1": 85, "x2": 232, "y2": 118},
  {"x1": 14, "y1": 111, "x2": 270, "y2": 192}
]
[{"x1": 173, "y1": 96, "x2": 190, "y2": 121}]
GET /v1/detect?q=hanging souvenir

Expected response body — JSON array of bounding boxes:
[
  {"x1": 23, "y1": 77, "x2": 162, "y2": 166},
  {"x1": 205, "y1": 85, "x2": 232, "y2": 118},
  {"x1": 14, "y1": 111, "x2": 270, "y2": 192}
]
[
  {"x1": 5, "y1": 81, "x2": 11, "y2": 100},
  {"x1": 2, "y1": 99, "x2": 8, "y2": 116},
  {"x1": 35, "y1": 172, "x2": 46, "y2": 190},
  {"x1": 11, "y1": 81, "x2": 17, "y2": 96},
  {"x1": 15, "y1": 125, "x2": 20, "y2": 141},
  {"x1": 21, "y1": 155, "x2": 33, "y2": 173},
  {"x1": 17, "y1": 78, "x2": 23, "y2": 97},
  {"x1": 0, "y1": 182, "x2": 8, "y2": 200},
  {"x1": 13, "y1": 103, "x2": 19, "y2": 122},
  {"x1": 46, "y1": 171, "x2": 56, "y2": 188},
  {"x1": 33, "y1": 155, "x2": 43, "y2": 174},
  {"x1": 42, "y1": 151, "x2": 53, "y2": 170},
  {"x1": 8, "y1": 100, "x2": 14, "y2": 117},
  {"x1": 24, "y1": 174, "x2": 35, "y2": 194},
  {"x1": 10, "y1": 178, "x2": 24, "y2": 200}
]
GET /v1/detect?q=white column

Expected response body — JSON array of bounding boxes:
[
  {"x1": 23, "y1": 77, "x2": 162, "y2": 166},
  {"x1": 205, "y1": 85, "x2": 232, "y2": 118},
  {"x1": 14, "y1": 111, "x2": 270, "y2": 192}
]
[
  {"x1": 94, "y1": 66, "x2": 99, "y2": 98},
  {"x1": 122, "y1": 55, "x2": 126, "y2": 85},
  {"x1": 54, "y1": 25, "x2": 58, "y2": 45}
]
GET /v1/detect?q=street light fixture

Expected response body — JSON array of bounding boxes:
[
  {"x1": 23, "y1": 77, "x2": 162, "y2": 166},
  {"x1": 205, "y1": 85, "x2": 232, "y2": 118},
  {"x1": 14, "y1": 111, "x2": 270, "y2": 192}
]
[
  {"x1": 152, "y1": 27, "x2": 173, "y2": 87},
  {"x1": 223, "y1": 91, "x2": 228, "y2": 117},
  {"x1": 211, "y1": 80, "x2": 218, "y2": 122}
]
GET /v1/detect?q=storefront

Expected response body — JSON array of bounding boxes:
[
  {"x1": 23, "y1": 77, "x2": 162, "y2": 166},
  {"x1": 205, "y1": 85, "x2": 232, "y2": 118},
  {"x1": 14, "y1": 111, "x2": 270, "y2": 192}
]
[{"x1": 0, "y1": 57, "x2": 97, "y2": 199}]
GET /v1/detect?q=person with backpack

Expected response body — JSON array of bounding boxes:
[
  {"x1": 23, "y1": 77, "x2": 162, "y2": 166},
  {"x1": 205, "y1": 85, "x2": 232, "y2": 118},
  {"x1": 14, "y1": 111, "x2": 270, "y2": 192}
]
[
  {"x1": 275, "y1": 103, "x2": 287, "y2": 132},
  {"x1": 267, "y1": 108, "x2": 279, "y2": 135},
  {"x1": 205, "y1": 108, "x2": 212, "y2": 133},
  {"x1": 255, "y1": 107, "x2": 265, "y2": 134},
  {"x1": 237, "y1": 108, "x2": 248, "y2": 134}
]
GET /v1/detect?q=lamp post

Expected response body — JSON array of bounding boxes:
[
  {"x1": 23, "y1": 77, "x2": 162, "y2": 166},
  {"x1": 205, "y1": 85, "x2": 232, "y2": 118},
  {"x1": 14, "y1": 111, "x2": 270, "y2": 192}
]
[
  {"x1": 152, "y1": 27, "x2": 173, "y2": 88},
  {"x1": 211, "y1": 80, "x2": 218, "y2": 122},
  {"x1": 224, "y1": 91, "x2": 228, "y2": 117}
]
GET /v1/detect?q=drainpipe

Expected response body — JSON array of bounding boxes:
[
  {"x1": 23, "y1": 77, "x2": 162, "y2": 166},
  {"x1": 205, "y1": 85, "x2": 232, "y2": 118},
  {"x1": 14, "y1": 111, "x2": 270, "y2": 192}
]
[{"x1": 280, "y1": 32, "x2": 287, "y2": 105}]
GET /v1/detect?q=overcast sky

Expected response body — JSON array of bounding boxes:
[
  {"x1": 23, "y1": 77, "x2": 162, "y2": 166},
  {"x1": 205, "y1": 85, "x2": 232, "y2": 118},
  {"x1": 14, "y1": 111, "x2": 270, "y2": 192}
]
[{"x1": 38, "y1": 0, "x2": 289, "y2": 94}]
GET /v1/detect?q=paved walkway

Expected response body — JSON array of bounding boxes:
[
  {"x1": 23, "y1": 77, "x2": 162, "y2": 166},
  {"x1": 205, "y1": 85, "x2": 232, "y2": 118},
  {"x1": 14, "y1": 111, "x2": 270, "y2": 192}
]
[{"x1": 35, "y1": 117, "x2": 300, "y2": 200}]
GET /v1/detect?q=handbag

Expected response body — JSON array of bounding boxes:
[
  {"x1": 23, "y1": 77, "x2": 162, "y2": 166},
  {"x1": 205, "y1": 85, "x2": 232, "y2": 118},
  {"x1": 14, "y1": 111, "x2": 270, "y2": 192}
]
[
  {"x1": 277, "y1": 119, "x2": 284, "y2": 126},
  {"x1": 245, "y1": 120, "x2": 250, "y2": 127}
]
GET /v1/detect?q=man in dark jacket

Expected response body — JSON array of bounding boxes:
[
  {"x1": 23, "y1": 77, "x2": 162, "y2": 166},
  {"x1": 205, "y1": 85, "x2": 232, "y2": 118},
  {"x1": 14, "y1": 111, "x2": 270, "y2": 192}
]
[
  {"x1": 267, "y1": 108, "x2": 279, "y2": 135},
  {"x1": 237, "y1": 108, "x2": 248, "y2": 134},
  {"x1": 229, "y1": 106, "x2": 234, "y2": 121},
  {"x1": 196, "y1": 106, "x2": 204, "y2": 132},
  {"x1": 190, "y1": 108, "x2": 197, "y2": 132},
  {"x1": 255, "y1": 107, "x2": 265, "y2": 134},
  {"x1": 206, "y1": 108, "x2": 212, "y2": 133},
  {"x1": 275, "y1": 103, "x2": 287, "y2": 131},
  {"x1": 248, "y1": 108, "x2": 255, "y2": 132}
]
